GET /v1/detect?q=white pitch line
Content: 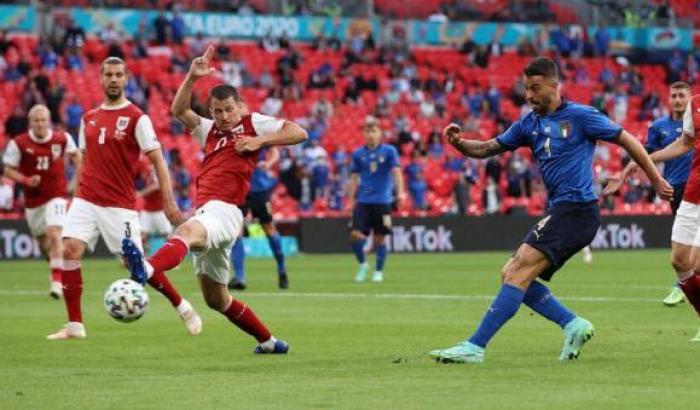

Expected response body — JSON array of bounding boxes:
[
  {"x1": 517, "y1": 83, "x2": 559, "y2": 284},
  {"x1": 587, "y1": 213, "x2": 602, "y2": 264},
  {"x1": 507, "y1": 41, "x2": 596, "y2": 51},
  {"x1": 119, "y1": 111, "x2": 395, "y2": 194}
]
[{"x1": 0, "y1": 289, "x2": 661, "y2": 303}]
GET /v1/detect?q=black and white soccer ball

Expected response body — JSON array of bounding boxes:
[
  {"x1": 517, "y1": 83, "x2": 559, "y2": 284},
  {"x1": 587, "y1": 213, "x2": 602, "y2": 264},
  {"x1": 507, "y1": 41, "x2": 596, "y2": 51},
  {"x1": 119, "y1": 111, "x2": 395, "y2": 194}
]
[{"x1": 103, "y1": 279, "x2": 149, "y2": 323}]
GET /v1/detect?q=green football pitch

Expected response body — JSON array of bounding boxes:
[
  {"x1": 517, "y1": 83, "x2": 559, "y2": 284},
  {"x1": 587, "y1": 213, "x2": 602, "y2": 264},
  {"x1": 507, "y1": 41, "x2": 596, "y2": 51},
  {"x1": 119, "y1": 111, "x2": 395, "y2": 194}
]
[{"x1": 1, "y1": 250, "x2": 698, "y2": 409}]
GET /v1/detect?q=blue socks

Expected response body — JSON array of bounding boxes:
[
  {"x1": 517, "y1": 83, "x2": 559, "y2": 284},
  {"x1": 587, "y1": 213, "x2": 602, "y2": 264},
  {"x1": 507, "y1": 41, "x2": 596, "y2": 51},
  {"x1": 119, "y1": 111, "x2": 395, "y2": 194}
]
[
  {"x1": 267, "y1": 233, "x2": 286, "y2": 274},
  {"x1": 375, "y1": 244, "x2": 387, "y2": 271},
  {"x1": 522, "y1": 281, "x2": 576, "y2": 328},
  {"x1": 352, "y1": 239, "x2": 366, "y2": 264},
  {"x1": 468, "y1": 284, "x2": 525, "y2": 348},
  {"x1": 231, "y1": 239, "x2": 246, "y2": 282}
]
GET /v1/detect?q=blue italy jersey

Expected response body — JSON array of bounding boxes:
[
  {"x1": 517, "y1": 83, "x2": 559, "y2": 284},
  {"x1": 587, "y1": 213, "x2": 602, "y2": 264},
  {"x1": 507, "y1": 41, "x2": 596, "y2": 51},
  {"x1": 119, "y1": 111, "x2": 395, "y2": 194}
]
[
  {"x1": 645, "y1": 116, "x2": 691, "y2": 186},
  {"x1": 496, "y1": 100, "x2": 622, "y2": 204},
  {"x1": 351, "y1": 144, "x2": 400, "y2": 204},
  {"x1": 250, "y1": 148, "x2": 277, "y2": 193}
]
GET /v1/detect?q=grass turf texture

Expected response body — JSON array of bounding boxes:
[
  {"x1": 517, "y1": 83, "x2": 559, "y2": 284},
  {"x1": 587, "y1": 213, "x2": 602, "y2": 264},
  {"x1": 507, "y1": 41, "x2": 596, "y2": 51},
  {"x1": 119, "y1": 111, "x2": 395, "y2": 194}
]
[{"x1": 0, "y1": 250, "x2": 698, "y2": 409}]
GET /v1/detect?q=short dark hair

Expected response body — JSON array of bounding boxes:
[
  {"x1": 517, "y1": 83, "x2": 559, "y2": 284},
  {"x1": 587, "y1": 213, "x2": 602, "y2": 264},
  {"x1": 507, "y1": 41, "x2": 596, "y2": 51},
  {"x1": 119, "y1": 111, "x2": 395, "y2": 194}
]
[
  {"x1": 100, "y1": 56, "x2": 127, "y2": 73},
  {"x1": 524, "y1": 57, "x2": 559, "y2": 79},
  {"x1": 670, "y1": 81, "x2": 690, "y2": 91},
  {"x1": 209, "y1": 85, "x2": 242, "y2": 102}
]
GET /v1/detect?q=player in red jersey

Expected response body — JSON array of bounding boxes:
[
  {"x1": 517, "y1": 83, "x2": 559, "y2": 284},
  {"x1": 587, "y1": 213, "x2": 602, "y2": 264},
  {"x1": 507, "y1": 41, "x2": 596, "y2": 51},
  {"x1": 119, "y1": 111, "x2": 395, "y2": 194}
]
[
  {"x1": 121, "y1": 45, "x2": 307, "y2": 353},
  {"x1": 607, "y1": 94, "x2": 700, "y2": 341},
  {"x1": 2, "y1": 104, "x2": 82, "y2": 299},
  {"x1": 136, "y1": 157, "x2": 172, "y2": 254},
  {"x1": 47, "y1": 57, "x2": 202, "y2": 340}
]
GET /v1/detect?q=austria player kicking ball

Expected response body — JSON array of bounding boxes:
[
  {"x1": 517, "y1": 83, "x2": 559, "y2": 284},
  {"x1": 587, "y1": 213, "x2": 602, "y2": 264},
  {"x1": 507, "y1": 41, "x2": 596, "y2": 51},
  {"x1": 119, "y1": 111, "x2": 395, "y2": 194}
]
[
  {"x1": 430, "y1": 57, "x2": 673, "y2": 363},
  {"x1": 606, "y1": 89, "x2": 700, "y2": 342},
  {"x1": 47, "y1": 57, "x2": 202, "y2": 340},
  {"x1": 3, "y1": 104, "x2": 81, "y2": 299},
  {"x1": 347, "y1": 116, "x2": 406, "y2": 283},
  {"x1": 122, "y1": 45, "x2": 307, "y2": 354}
]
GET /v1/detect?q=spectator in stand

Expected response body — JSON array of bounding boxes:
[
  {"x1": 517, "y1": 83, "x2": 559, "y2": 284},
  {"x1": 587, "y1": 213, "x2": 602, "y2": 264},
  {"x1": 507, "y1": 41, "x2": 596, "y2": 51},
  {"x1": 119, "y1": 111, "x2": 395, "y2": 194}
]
[
  {"x1": 261, "y1": 30, "x2": 280, "y2": 53},
  {"x1": 308, "y1": 63, "x2": 335, "y2": 89},
  {"x1": 258, "y1": 69, "x2": 275, "y2": 88},
  {"x1": 153, "y1": 12, "x2": 169, "y2": 45},
  {"x1": 332, "y1": 144, "x2": 351, "y2": 182},
  {"x1": 454, "y1": 157, "x2": 478, "y2": 214},
  {"x1": 3, "y1": 61, "x2": 23, "y2": 82},
  {"x1": 38, "y1": 41, "x2": 58, "y2": 71},
  {"x1": 63, "y1": 18, "x2": 86, "y2": 50},
  {"x1": 485, "y1": 156, "x2": 502, "y2": 183},
  {"x1": 65, "y1": 48, "x2": 84, "y2": 71},
  {"x1": 427, "y1": 130, "x2": 444, "y2": 158},
  {"x1": 261, "y1": 88, "x2": 284, "y2": 117},
  {"x1": 594, "y1": 26, "x2": 611, "y2": 57},
  {"x1": 687, "y1": 53, "x2": 698, "y2": 84},
  {"x1": 0, "y1": 29, "x2": 14, "y2": 55},
  {"x1": 190, "y1": 32, "x2": 207, "y2": 57},
  {"x1": 45, "y1": 83, "x2": 65, "y2": 125},
  {"x1": 312, "y1": 95, "x2": 334, "y2": 120},
  {"x1": 640, "y1": 90, "x2": 662, "y2": 120},
  {"x1": 483, "y1": 177, "x2": 500, "y2": 215},
  {"x1": 0, "y1": 178, "x2": 14, "y2": 212},
  {"x1": 327, "y1": 173, "x2": 344, "y2": 211},
  {"x1": 506, "y1": 153, "x2": 529, "y2": 198},
  {"x1": 131, "y1": 21, "x2": 150, "y2": 58},
  {"x1": 420, "y1": 95, "x2": 437, "y2": 118},
  {"x1": 667, "y1": 51, "x2": 684, "y2": 83},
  {"x1": 486, "y1": 83, "x2": 502, "y2": 116},
  {"x1": 100, "y1": 23, "x2": 120, "y2": 44},
  {"x1": 125, "y1": 75, "x2": 149, "y2": 111},
  {"x1": 4, "y1": 106, "x2": 28, "y2": 139},
  {"x1": 64, "y1": 96, "x2": 83, "y2": 141},
  {"x1": 409, "y1": 169, "x2": 428, "y2": 210},
  {"x1": 171, "y1": 11, "x2": 186, "y2": 44}
]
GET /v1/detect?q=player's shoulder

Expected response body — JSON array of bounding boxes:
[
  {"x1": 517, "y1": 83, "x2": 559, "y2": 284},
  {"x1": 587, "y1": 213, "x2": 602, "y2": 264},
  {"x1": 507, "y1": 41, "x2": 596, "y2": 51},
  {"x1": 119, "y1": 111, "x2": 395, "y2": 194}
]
[
  {"x1": 565, "y1": 101, "x2": 599, "y2": 115},
  {"x1": 380, "y1": 143, "x2": 398, "y2": 155},
  {"x1": 352, "y1": 145, "x2": 366, "y2": 156},
  {"x1": 650, "y1": 116, "x2": 670, "y2": 129},
  {"x1": 12, "y1": 132, "x2": 30, "y2": 145}
]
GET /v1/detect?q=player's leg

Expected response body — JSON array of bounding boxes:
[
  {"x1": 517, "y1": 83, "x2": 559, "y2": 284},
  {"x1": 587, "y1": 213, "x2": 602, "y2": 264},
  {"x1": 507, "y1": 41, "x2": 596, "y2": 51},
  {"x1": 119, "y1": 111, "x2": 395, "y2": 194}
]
[
  {"x1": 350, "y1": 204, "x2": 370, "y2": 282},
  {"x1": 262, "y1": 222, "x2": 289, "y2": 289},
  {"x1": 110, "y1": 207, "x2": 202, "y2": 335},
  {"x1": 196, "y1": 257, "x2": 288, "y2": 354},
  {"x1": 44, "y1": 226, "x2": 65, "y2": 299},
  {"x1": 664, "y1": 242, "x2": 691, "y2": 306},
  {"x1": 228, "y1": 238, "x2": 247, "y2": 290},
  {"x1": 370, "y1": 204, "x2": 391, "y2": 283},
  {"x1": 581, "y1": 245, "x2": 593, "y2": 264},
  {"x1": 669, "y1": 201, "x2": 700, "y2": 316},
  {"x1": 431, "y1": 244, "x2": 549, "y2": 363}
]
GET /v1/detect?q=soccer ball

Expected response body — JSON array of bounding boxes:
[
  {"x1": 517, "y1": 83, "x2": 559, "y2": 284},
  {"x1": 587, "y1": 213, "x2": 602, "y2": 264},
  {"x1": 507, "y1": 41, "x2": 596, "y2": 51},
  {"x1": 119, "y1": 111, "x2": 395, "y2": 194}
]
[{"x1": 103, "y1": 279, "x2": 149, "y2": 323}]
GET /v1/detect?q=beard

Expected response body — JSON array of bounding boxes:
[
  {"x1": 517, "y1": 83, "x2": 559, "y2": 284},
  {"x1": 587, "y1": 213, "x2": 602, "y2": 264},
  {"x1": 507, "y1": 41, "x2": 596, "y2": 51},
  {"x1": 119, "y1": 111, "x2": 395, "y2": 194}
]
[{"x1": 105, "y1": 88, "x2": 123, "y2": 102}]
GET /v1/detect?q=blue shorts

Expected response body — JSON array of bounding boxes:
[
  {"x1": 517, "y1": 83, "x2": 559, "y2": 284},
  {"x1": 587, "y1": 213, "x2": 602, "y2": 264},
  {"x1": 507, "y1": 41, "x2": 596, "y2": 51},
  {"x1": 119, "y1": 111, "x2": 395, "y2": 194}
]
[
  {"x1": 242, "y1": 190, "x2": 273, "y2": 224},
  {"x1": 350, "y1": 203, "x2": 392, "y2": 236},
  {"x1": 523, "y1": 201, "x2": 600, "y2": 281}
]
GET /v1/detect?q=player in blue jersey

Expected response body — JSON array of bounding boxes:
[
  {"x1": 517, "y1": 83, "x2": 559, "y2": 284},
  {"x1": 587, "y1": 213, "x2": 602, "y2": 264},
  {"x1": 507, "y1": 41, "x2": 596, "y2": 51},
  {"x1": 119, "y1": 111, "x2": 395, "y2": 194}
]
[
  {"x1": 347, "y1": 116, "x2": 406, "y2": 283},
  {"x1": 430, "y1": 57, "x2": 673, "y2": 363},
  {"x1": 646, "y1": 82, "x2": 692, "y2": 305},
  {"x1": 228, "y1": 147, "x2": 289, "y2": 290}
]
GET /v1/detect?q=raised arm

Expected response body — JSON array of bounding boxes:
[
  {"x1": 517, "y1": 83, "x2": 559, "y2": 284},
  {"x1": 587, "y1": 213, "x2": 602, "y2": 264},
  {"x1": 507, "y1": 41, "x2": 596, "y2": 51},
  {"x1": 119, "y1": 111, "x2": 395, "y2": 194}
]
[
  {"x1": 171, "y1": 44, "x2": 216, "y2": 130},
  {"x1": 613, "y1": 130, "x2": 673, "y2": 200},
  {"x1": 443, "y1": 123, "x2": 507, "y2": 159}
]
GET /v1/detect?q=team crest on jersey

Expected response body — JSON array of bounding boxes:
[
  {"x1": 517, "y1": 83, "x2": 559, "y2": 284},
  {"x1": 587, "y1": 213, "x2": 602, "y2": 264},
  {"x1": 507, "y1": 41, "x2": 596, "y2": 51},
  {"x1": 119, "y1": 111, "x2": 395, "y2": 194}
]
[
  {"x1": 116, "y1": 116, "x2": 130, "y2": 131},
  {"x1": 51, "y1": 144, "x2": 62, "y2": 159},
  {"x1": 559, "y1": 121, "x2": 572, "y2": 138}
]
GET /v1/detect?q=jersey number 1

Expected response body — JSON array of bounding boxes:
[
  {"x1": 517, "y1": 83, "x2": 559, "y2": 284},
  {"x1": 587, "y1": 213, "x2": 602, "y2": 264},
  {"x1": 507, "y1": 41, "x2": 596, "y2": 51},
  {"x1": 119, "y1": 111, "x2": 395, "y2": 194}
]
[{"x1": 98, "y1": 127, "x2": 107, "y2": 145}]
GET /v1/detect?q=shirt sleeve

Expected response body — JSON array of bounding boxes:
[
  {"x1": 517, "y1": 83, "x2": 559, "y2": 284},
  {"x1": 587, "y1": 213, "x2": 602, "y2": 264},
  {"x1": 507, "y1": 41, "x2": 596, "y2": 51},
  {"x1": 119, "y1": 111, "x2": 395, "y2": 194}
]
[
  {"x1": 2, "y1": 140, "x2": 21, "y2": 167},
  {"x1": 64, "y1": 132, "x2": 78, "y2": 154},
  {"x1": 191, "y1": 116, "x2": 214, "y2": 147},
  {"x1": 350, "y1": 152, "x2": 361, "y2": 174},
  {"x1": 135, "y1": 115, "x2": 161, "y2": 153},
  {"x1": 683, "y1": 101, "x2": 695, "y2": 137},
  {"x1": 388, "y1": 146, "x2": 400, "y2": 168},
  {"x1": 78, "y1": 119, "x2": 86, "y2": 150},
  {"x1": 495, "y1": 120, "x2": 527, "y2": 150},
  {"x1": 582, "y1": 107, "x2": 623, "y2": 141},
  {"x1": 645, "y1": 124, "x2": 660, "y2": 152},
  {"x1": 251, "y1": 112, "x2": 285, "y2": 136}
]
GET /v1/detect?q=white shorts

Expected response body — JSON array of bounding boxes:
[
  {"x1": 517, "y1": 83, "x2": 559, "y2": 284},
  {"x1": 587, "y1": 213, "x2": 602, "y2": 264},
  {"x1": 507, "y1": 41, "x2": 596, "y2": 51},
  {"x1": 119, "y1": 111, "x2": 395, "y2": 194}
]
[
  {"x1": 671, "y1": 200, "x2": 700, "y2": 247},
  {"x1": 140, "y1": 210, "x2": 172, "y2": 236},
  {"x1": 189, "y1": 200, "x2": 244, "y2": 285},
  {"x1": 62, "y1": 197, "x2": 142, "y2": 254},
  {"x1": 25, "y1": 197, "x2": 67, "y2": 236}
]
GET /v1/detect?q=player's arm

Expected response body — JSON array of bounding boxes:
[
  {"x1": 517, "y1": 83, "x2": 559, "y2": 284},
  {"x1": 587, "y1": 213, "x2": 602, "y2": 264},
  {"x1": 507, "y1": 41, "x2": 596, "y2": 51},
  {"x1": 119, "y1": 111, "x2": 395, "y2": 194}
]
[
  {"x1": 138, "y1": 180, "x2": 160, "y2": 197},
  {"x1": 171, "y1": 44, "x2": 216, "y2": 130},
  {"x1": 443, "y1": 123, "x2": 507, "y2": 159},
  {"x1": 236, "y1": 120, "x2": 308, "y2": 153},
  {"x1": 2, "y1": 141, "x2": 40, "y2": 187},
  {"x1": 262, "y1": 147, "x2": 280, "y2": 169},
  {"x1": 613, "y1": 130, "x2": 673, "y2": 200},
  {"x1": 346, "y1": 172, "x2": 359, "y2": 211},
  {"x1": 145, "y1": 149, "x2": 183, "y2": 225},
  {"x1": 392, "y1": 166, "x2": 407, "y2": 204}
]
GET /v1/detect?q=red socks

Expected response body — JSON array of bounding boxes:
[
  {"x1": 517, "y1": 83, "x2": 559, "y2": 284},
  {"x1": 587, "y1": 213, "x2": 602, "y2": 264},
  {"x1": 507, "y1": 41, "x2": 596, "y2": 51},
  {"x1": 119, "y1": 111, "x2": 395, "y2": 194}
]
[
  {"x1": 222, "y1": 299, "x2": 272, "y2": 343},
  {"x1": 148, "y1": 236, "x2": 189, "y2": 273},
  {"x1": 50, "y1": 258, "x2": 62, "y2": 283},
  {"x1": 62, "y1": 262, "x2": 83, "y2": 323},
  {"x1": 147, "y1": 271, "x2": 183, "y2": 307},
  {"x1": 679, "y1": 272, "x2": 700, "y2": 317}
]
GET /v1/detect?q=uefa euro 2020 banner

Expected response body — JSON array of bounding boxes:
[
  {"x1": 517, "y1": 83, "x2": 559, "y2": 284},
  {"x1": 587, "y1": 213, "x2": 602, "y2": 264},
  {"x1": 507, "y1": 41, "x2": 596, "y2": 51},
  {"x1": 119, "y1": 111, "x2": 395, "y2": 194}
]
[{"x1": 0, "y1": 5, "x2": 693, "y2": 51}]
